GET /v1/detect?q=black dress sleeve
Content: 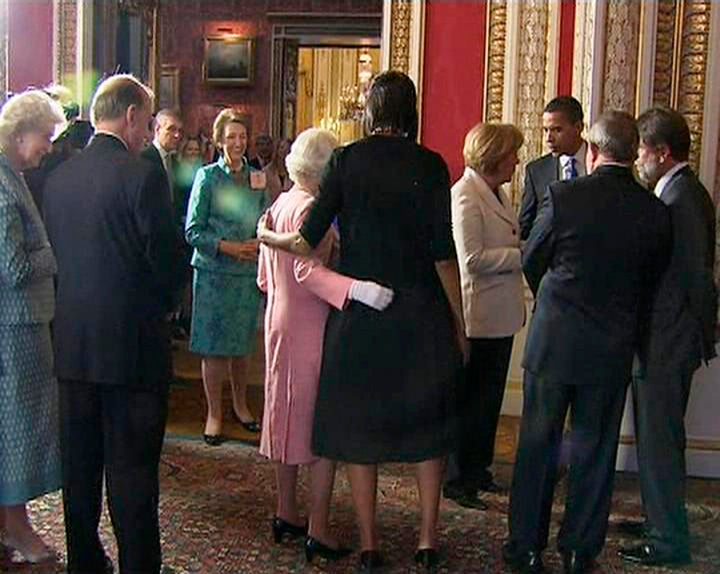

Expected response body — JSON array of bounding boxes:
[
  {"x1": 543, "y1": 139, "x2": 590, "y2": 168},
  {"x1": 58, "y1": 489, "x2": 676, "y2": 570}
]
[
  {"x1": 300, "y1": 148, "x2": 344, "y2": 248},
  {"x1": 428, "y1": 151, "x2": 455, "y2": 261}
]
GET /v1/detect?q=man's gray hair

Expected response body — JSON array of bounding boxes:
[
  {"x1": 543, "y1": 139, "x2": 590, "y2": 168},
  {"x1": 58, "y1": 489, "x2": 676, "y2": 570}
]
[
  {"x1": 586, "y1": 111, "x2": 638, "y2": 163},
  {"x1": 90, "y1": 74, "x2": 153, "y2": 127}
]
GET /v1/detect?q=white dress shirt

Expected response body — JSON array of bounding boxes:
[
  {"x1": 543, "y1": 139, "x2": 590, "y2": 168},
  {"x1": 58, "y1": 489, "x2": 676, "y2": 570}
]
[
  {"x1": 653, "y1": 161, "x2": 688, "y2": 199},
  {"x1": 559, "y1": 142, "x2": 587, "y2": 180}
]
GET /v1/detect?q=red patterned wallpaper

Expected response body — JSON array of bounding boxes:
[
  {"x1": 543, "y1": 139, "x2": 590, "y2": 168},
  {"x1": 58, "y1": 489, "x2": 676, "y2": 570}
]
[{"x1": 160, "y1": 0, "x2": 380, "y2": 145}]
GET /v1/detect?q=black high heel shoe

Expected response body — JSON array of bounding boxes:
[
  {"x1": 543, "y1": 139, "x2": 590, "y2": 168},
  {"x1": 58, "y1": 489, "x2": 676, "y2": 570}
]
[
  {"x1": 304, "y1": 536, "x2": 352, "y2": 563},
  {"x1": 414, "y1": 548, "x2": 439, "y2": 572},
  {"x1": 271, "y1": 516, "x2": 306, "y2": 544},
  {"x1": 232, "y1": 411, "x2": 261, "y2": 433},
  {"x1": 203, "y1": 434, "x2": 224, "y2": 446}
]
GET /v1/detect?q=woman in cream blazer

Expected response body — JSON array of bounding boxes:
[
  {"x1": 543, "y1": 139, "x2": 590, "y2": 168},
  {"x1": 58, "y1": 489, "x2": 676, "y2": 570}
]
[{"x1": 445, "y1": 122, "x2": 525, "y2": 507}]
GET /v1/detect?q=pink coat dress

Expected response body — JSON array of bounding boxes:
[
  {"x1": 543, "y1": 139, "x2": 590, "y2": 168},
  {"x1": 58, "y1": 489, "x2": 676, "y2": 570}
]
[{"x1": 257, "y1": 185, "x2": 353, "y2": 465}]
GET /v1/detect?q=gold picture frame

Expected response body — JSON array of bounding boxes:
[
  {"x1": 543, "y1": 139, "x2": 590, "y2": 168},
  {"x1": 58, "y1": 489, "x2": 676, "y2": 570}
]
[{"x1": 203, "y1": 36, "x2": 255, "y2": 87}]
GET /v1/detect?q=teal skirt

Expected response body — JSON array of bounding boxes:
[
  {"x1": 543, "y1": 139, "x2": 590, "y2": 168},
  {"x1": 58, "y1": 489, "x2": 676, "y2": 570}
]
[
  {"x1": 0, "y1": 324, "x2": 61, "y2": 504},
  {"x1": 190, "y1": 268, "x2": 260, "y2": 357}
]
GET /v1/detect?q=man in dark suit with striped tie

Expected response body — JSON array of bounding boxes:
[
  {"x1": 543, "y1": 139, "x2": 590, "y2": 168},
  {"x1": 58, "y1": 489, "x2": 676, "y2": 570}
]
[{"x1": 519, "y1": 96, "x2": 587, "y2": 240}]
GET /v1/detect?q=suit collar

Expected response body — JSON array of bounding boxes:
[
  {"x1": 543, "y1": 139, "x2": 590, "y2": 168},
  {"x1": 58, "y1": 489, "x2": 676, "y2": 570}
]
[
  {"x1": 654, "y1": 161, "x2": 690, "y2": 199},
  {"x1": 464, "y1": 167, "x2": 516, "y2": 225},
  {"x1": 591, "y1": 163, "x2": 634, "y2": 178},
  {"x1": 89, "y1": 132, "x2": 129, "y2": 152}
]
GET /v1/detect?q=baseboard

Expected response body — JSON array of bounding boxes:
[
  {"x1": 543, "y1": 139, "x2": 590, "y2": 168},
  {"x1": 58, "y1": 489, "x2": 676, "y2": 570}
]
[
  {"x1": 616, "y1": 443, "x2": 720, "y2": 478},
  {"x1": 501, "y1": 380, "x2": 524, "y2": 417}
]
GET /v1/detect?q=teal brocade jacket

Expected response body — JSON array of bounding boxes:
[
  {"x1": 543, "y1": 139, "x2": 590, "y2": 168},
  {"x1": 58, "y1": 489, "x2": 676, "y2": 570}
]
[{"x1": 184, "y1": 156, "x2": 268, "y2": 277}]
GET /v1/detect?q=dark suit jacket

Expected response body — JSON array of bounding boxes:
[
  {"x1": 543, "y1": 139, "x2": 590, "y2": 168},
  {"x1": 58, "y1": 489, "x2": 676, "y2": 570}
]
[
  {"x1": 43, "y1": 134, "x2": 184, "y2": 388},
  {"x1": 519, "y1": 153, "x2": 560, "y2": 240},
  {"x1": 140, "y1": 144, "x2": 178, "y2": 203},
  {"x1": 640, "y1": 166, "x2": 717, "y2": 377},
  {"x1": 522, "y1": 164, "x2": 671, "y2": 386}
]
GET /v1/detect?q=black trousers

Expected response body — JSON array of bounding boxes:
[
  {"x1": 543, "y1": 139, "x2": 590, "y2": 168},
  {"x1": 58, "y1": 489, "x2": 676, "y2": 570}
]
[
  {"x1": 632, "y1": 364, "x2": 694, "y2": 555},
  {"x1": 508, "y1": 372, "x2": 627, "y2": 559},
  {"x1": 59, "y1": 379, "x2": 168, "y2": 574},
  {"x1": 449, "y1": 336, "x2": 514, "y2": 489}
]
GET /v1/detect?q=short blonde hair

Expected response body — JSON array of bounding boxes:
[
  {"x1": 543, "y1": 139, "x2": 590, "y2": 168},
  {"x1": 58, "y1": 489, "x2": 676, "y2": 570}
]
[
  {"x1": 0, "y1": 89, "x2": 66, "y2": 150},
  {"x1": 285, "y1": 128, "x2": 338, "y2": 189},
  {"x1": 90, "y1": 74, "x2": 153, "y2": 126},
  {"x1": 463, "y1": 122, "x2": 523, "y2": 175},
  {"x1": 212, "y1": 109, "x2": 247, "y2": 147}
]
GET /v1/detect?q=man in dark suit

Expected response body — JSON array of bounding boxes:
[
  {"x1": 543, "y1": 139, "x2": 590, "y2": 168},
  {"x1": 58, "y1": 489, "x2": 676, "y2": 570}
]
[
  {"x1": 503, "y1": 112, "x2": 671, "y2": 574},
  {"x1": 141, "y1": 108, "x2": 183, "y2": 217},
  {"x1": 618, "y1": 108, "x2": 717, "y2": 567},
  {"x1": 519, "y1": 96, "x2": 586, "y2": 240},
  {"x1": 43, "y1": 74, "x2": 183, "y2": 574}
]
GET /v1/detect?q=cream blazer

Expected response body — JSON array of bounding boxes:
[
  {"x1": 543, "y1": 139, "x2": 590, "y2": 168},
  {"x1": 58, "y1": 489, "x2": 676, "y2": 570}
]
[{"x1": 451, "y1": 167, "x2": 525, "y2": 338}]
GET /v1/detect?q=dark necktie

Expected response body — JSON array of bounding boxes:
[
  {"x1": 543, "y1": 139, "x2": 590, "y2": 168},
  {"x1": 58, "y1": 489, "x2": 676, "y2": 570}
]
[{"x1": 567, "y1": 157, "x2": 578, "y2": 179}]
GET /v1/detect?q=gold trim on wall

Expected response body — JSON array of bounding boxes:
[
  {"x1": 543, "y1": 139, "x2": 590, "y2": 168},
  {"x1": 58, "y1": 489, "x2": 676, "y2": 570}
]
[
  {"x1": 603, "y1": 0, "x2": 641, "y2": 113},
  {"x1": 484, "y1": 0, "x2": 506, "y2": 123},
  {"x1": 652, "y1": 0, "x2": 678, "y2": 108},
  {"x1": 0, "y1": 0, "x2": 7, "y2": 97},
  {"x1": 389, "y1": 0, "x2": 411, "y2": 74},
  {"x1": 54, "y1": 0, "x2": 77, "y2": 87},
  {"x1": 676, "y1": 0, "x2": 711, "y2": 171}
]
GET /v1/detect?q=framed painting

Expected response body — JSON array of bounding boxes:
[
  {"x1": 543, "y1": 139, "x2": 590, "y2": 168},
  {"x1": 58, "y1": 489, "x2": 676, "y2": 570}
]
[{"x1": 204, "y1": 36, "x2": 255, "y2": 86}]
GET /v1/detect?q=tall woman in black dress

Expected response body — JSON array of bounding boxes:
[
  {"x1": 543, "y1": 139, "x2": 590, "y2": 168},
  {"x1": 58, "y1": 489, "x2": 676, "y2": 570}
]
[{"x1": 258, "y1": 71, "x2": 466, "y2": 572}]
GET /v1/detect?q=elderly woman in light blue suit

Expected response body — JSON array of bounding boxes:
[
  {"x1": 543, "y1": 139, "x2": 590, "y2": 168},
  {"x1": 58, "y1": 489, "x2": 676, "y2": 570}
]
[{"x1": 0, "y1": 90, "x2": 65, "y2": 563}]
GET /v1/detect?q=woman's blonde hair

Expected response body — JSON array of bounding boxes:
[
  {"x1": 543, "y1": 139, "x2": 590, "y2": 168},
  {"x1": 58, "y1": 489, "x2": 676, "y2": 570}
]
[
  {"x1": 463, "y1": 122, "x2": 523, "y2": 175},
  {"x1": 285, "y1": 128, "x2": 338, "y2": 190},
  {"x1": 0, "y1": 89, "x2": 66, "y2": 150},
  {"x1": 212, "y1": 108, "x2": 247, "y2": 147}
]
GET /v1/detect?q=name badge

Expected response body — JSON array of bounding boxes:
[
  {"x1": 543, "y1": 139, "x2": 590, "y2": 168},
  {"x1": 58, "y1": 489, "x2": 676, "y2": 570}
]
[{"x1": 250, "y1": 171, "x2": 266, "y2": 190}]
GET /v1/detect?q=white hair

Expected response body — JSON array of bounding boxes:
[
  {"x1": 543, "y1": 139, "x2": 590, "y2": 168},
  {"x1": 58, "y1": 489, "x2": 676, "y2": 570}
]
[
  {"x1": 0, "y1": 89, "x2": 66, "y2": 150},
  {"x1": 285, "y1": 128, "x2": 338, "y2": 190}
]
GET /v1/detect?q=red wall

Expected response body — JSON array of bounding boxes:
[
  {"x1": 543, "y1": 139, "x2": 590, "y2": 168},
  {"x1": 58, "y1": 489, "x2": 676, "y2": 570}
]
[
  {"x1": 421, "y1": 1, "x2": 487, "y2": 183},
  {"x1": 557, "y1": 0, "x2": 576, "y2": 96},
  {"x1": 7, "y1": 0, "x2": 54, "y2": 92},
  {"x1": 161, "y1": 0, "x2": 380, "y2": 143}
]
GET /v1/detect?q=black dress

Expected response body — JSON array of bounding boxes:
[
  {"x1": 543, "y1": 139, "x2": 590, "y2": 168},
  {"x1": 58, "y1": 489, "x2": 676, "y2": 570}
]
[{"x1": 301, "y1": 135, "x2": 461, "y2": 463}]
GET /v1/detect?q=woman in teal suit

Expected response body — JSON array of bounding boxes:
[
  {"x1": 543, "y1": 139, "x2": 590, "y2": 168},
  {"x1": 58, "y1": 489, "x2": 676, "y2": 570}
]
[
  {"x1": 0, "y1": 89, "x2": 65, "y2": 563},
  {"x1": 185, "y1": 109, "x2": 267, "y2": 444}
]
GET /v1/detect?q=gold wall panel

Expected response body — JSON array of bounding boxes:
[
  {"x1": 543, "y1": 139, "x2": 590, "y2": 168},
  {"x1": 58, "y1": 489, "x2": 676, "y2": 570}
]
[
  {"x1": 652, "y1": 0, "x2": 678, "y2": 107},
  {"x1": 512, "y1": 0, "x2": 551, "y2": 209},
  {"x1": 55, "y1": 0, "x2": 77, "y2": 85},
  {"x1": 389, "y1": 0, "x2": 411, "y2": 74},
  {"x1": 603, "y1": 0, "x2": 640, "y2": 113},
  {"x1": 0, "y1": 0, "x2": 7, "y2": 97},
  {"x1": 485, "y1": 0, "x2": 506, "y2": 123},
  {"x1": 676, "y1": 0, "x2": 711, "y2": 171}
]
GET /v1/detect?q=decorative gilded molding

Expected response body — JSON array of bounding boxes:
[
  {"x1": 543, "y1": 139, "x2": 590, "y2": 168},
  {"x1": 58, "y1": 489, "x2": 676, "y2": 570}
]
[
  {"x1": 603, "y1": 0, "x2": 641, "y2": 113},
  {"x1": 54, "y1": 0, "x2": 77, "y2": 86},
  {"x1": 677, "y1": 0, "x2": 711, "y2": 171},
  {"x1": 485, "y1": 0, "x2": 507, "y2": 123},
  {"x1": 544, "y1": 0, "x2": 561, "y2": 104},
  {"x1": 389, "y1": 0, "x2": 411, "y2": 74},
  {"x1": 572, "y1": 0, "x2": 606, "y2": 123},
  {"x1": 653, "y1": 1, "x2": 678, "y2": 107}
]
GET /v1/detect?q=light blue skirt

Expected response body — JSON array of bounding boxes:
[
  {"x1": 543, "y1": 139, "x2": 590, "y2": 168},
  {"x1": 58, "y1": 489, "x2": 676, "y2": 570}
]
[
  {"x1": 0, "y1": 324, "x2": 61, "y2": 504},
  {"x1": 190, "y1": 268, "x2": 260, "y2": 357}
]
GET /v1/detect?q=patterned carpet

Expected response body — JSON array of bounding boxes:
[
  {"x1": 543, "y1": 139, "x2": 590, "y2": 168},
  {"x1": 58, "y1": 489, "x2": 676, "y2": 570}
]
[{"x1": 6, "y1": 343, "x2": 720, "y2": 573}]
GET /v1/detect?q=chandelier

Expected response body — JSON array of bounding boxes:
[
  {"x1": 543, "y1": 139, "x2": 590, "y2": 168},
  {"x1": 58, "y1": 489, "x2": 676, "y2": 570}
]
[{"x1": 338, "y1": 49, "x2": 374, "y2": 122}]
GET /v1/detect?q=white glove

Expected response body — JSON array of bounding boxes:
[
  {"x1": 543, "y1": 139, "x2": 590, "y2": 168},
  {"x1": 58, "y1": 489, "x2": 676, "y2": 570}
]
[{"x1": 349, "y1": 280, "x2": 394, "y2": 311}]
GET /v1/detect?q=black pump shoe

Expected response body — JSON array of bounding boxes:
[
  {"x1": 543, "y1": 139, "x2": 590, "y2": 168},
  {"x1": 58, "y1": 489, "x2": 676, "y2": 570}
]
[
  {"x1": 203, "y1": 434, "x2": 223, "y2": 446},
  {"x1": 271, "y1": 516, "x2": 307, "y2": 543},
  {"x1": 414, "y1": 548, "x2": 439, "y2": 571},
  {"x1": 304, "y1": 536, "x2": 352, "y2": 563},
  {"x1": 232, "y1": 411, "x2": 261, "y2": 433}
]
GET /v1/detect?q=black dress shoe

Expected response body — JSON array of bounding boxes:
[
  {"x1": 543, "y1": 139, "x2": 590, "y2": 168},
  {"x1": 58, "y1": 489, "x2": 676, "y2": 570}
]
[
  {"x1": 271, "y1": 516, "x2": 306, "y2": 543},
  {"x1": 232, "y1": 411, "x2": 261, "y2": 433},
  {"x1": 358, "y1": 550, "x2": 384, "y2": 571},
  {"x1": 304, "y1": 536, "x2": 352, "y2": 562},
  {"x1": 478, "y1": 479, "x2": 506, "y2": 494},
  {"x1": 442, "y1": 483, "x2": 488, "y2": 510},
  {"x1": 203, "y1": 434, "x2": 224, "y2": 446},
  {"x1": 502, "y1": 542, "x2": 545, "y2": 574},
  {"x1": 414, "y1": 548, "x2": 439, "y2": 572},
  {"x1": 561, "y1": 550, "x2": 593, "y2": 574},
  {"x1": 615, "y1": 519, "x2": 648, "y2": 538},
  {"x1": 618, "y1": 543, "x2": 691, "y2": 566}
]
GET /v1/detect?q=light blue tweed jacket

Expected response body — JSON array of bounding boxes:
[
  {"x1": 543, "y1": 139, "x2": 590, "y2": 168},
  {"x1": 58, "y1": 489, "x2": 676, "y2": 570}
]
[{"x1": 0, "y1": 153, "x2": 56, "y2": 325}]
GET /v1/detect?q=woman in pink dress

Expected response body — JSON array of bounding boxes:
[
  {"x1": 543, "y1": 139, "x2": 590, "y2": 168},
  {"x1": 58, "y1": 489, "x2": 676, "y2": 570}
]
[{"x1": 257, "y1": 128, "x2": 393, "y2": 563}]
